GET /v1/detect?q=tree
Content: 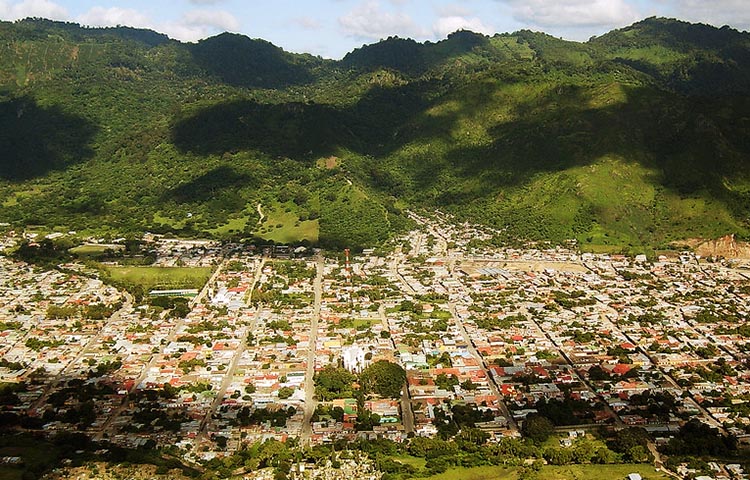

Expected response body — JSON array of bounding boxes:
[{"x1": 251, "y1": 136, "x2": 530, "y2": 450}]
[
  {"x1": 330, "y1": 406, "x2": 345, "y2": 422},
  {"x1": 627, "y1": 445, "x2": 650, "y2": 463},
  {"x1": 608, "y1": 427, "x2": 650, "y2": 459},
  {"x1": 278, "y1": 387, "x2": 294, "y2": 399},
  {"x1": 522, "y1": 414, "x2": 554, "y2": 444},
  {"x1": 314, "y1": 365, "x2": 357, "y2": 401},
  {"x1": 360, "y1": 360, "x2": 406, "y2": 399},
  {"x1": 460, "y1": 379, "x2": 477, "y2": 391},
  {"x1": 544, "y1": 446, "x2": 573, "y2": 465}
]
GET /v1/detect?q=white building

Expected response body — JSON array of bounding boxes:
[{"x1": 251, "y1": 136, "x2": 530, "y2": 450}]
[{"x1": 342, "y1": 344, "x2": 369, "y2": 373}]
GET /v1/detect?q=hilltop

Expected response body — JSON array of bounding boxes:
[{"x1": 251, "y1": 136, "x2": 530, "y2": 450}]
[{"x1": 0, "y1": 17, "x2": 749, "y2": 252}]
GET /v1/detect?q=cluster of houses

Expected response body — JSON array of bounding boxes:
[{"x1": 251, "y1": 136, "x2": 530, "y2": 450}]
[{"x1": 1, "y1": 218, "x2": 750, "y2": 480}]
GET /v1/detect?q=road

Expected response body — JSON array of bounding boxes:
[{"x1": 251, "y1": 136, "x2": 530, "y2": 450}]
[
  {"x1": 400, "y1": 380, "x2": 415, "y2": 434},
  {"x1": 195, "y1": 257, "x2": 266, "y2": 443},
  {"x1": 521, "y1": 307, "x2": 626, "y2": 429},
  {"x1": 29, "y1": 291, "x2": 134, "y2": 415},
  {"x1": 96, "y1": 258, "x2": 228, "y2": 440},
  {"x1": 378, "y1": 304, "x2": 415, "y2": 434},
  {"x1": 398, "y1": 214, "x2": 518, "y2": 433},
  {"x1": 256, "y1": 203, "x2": 265, "y2": 225},
  {"x1": 447, "y1": 303, "x2": 519, "y2": 433},
  {"x1": 300, "y1": 255, "x2": 324, "y2": 445},
  {"x1": 590, "y1": 294, "x2": 728, "y2": 434},
  {"x1": 389, "y1": 253, "x2": 416, "y2": 295}
]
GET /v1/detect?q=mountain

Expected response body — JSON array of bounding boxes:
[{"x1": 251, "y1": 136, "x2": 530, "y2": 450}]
[{"x1": 0, "y1": 17, "x2": 749, "y2": 253}]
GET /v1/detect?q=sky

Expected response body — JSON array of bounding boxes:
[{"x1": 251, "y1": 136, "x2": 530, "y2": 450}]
[{"x1": 0, "y1": 0, "x2": 749, "y2": 59}]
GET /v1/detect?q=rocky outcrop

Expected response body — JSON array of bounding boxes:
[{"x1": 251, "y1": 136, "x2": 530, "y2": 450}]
[{"x1": 695, "y1": 234, "x2": 750, "y2": 259}]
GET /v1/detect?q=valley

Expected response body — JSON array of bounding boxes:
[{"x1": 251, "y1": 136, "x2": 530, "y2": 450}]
[{"x1": 1, "y1": 214, "x2": 750, "y2": 479}]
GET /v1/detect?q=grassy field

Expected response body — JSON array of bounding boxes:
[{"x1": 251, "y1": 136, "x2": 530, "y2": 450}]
[
  {"x1": 421, "y1": 464, "x2": 671, "y2": 480},
  {"x1": 102, "y1": 266, "x2": 212, "y2": 291},
  {"x1": 256, "y1": 202, "x2": 319, "y2": 244},
  {"x1": 70, "y1": 243, "x2": 123, "y2": 258},
  {"x1": 421, "y1": 465, "x2": 518, "y2": 480},
  {"x1": 152, "y1": 212, "x2": 188, "y2": 231},
  {"x1": 387, "y1": 455, "x2": 427, "y2": 470},
  {"x1": 334, "y1": 317, "x2": 381, "y2": 328},
  {"x1": 210, "y1": 215, "x2": 251, "y2": 236},
  {"x1": 543, "y1": 464, "x2": 671, "y2": 480}
]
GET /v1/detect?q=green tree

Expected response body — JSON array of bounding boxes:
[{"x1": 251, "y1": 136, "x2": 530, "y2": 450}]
[
  {"x1": 360, "y1": 360, "x2": 406, "y2": 399},
  {"x1": 522, "y1": 414, "x2": 554, "y2": 444},
  {"x1": 278, "y1": 387, "x2": 294, "y2": 399}
]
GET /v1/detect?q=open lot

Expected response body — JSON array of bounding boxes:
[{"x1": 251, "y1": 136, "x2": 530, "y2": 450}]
[
  {"x1": 102, "y1": 266, "x2": 212, "y2": 291},
  {"x1": 422, "y1": 464, "x2": 671, "y2": 480}
]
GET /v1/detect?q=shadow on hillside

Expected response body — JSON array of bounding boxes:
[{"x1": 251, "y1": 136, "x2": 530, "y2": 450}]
[
  {"x1": 172, "y1": 78, "x2": 750, "y2": 219},
  {"x1": 0, "y1": 96, "x2": 98, "y2": 181},
  {"x1": 164, "y1": 165, "x2": 258, "y2": 203},
  {"x1": 171, "y1": 80, "x2": 434, "y2": 160},
  {"x1": 407, "y1": 83, "x2": 750, "y2": 208}
]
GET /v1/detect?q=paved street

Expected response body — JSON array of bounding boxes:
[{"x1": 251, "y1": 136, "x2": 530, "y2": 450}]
[{"x1": 300, "y1": 255, "x2": 323, "y2": 445}]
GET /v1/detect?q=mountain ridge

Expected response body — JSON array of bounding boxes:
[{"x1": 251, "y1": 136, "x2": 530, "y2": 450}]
[{"x1": 0, "y1": 17, "x2": 749, "y2": 253}]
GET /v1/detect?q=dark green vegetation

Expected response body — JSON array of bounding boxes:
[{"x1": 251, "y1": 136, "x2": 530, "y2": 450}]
[
  {"x1": 0, "y1": 431, "x2": 197, "y2": 480},
  {"x1": 314, "y1": 361, "x2": 406, "y2": 401},
  {"x1": 1, "y1": 18, "x2": 750, "y2": 251}
]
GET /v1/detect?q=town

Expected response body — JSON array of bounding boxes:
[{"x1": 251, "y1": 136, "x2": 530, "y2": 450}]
[{"x1": 1, "y1": 213, "x2": 750, "y2": 480}]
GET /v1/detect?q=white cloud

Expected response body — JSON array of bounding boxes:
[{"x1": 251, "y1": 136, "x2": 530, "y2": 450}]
[
  {"x1": 78, "y1": 6, "x2": 150, "y2": 28},
  {"x1": 436, "y1": 4, "x2": 472, "y2": 18},
  {"x1": 671, "y1": 0, "x2": 750, "y2": 31},
  {"x1": 500, "y1": 0, "x2": 640, "y2": 29},
  {"x1": 159, "y1": 10, "x2": 240, "y2": 42},
  {"x1": 0, "y1": 0, "x2": 68, "y2": 21},
  {"x1": 75, "y1": 6, "x2": 240, "y2": 43},
  {"x1": 338, "y1": 1, "x2": 427, "y2": 40},
  {"x1": 433, "y1": 16, "x2": 494, "y2": 37},
  {"x1": 188, "y1": 0, "x2": 225, "y2": 4},
  {"x1": 293, "y1": 16, "x2": 323, "y2": 30},
  {"x1": 182, "y1": 9, "x2": 239, "y2": 31}
]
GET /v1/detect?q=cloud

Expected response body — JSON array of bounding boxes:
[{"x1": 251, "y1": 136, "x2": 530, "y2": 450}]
[
  {"x1": 292, "y1": 16, "x2": 323, "y2": 30},
  {"x1": 182, "y1": 9, "x2": 239, "y2": 31},
  {"x1": 159, "y1": 10, "x2": 240, "y2": 42},
  {"x1": 433, "y1": 16, "x2": 494, "y2": 37},
  {"x1": 75, "y1": 6, "x2": 239, "y2": 43},
  {"x1": 188, "y1": 0, "x2": 225, "y2": 4},
  {"x1": 0, "y1": 0, "x2": 68, "y2": 21},
  {"x1": 499, "y1": 0, "x2": 640, "y2": 29},
  {"x1": 78, "y1": 6, "x2": 150, "y2": 28},
  {"x1": 436, "y1": 4, "x2": 472, "y2": 17},
  {"x1": 670, "y1": 0, "x2": 750, "y2": 30},
  {"x1": 338, "y1": 1, "x2": 426, "y2": 40}
]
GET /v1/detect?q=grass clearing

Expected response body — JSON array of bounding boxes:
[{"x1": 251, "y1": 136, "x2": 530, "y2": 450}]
[
  {"x1": 153, "y1": 212, "x2": 187, "y2": 231},
  {"x1": 2, "y1": 187, "x2": 44, "y2": 208},
  {"x1": 421, "y1": 465, "x2": 518, "y2": 480},
  {"x1": 337, "y1": 318, "x2": 380, "y2": 329},
  {"x1": 421, "y1": 464, "x2": 670, "y2": 480},
  {"x1": 387, "y1": 455, "x2": 427, "y2": 470},
  {"x1": 257, "y1": 202, "x2": 319, "y2": 244},
  {"x1": 543, "y1": 464, "x2": 671, "y2": 480},
  {"x1": 102, "y1": 266, "x2": 212, "y2": 291},
  {"x1": 210, "y1": 215, "x2": 251, "y2": 236},
  {"x1": 70, "y1": 244, "x2": 123, "y2": 258}
]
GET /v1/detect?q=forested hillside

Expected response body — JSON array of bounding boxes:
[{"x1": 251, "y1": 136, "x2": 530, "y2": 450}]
[{"x1": 1, "y1": 17, "x2": 749, "y2": 252}]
